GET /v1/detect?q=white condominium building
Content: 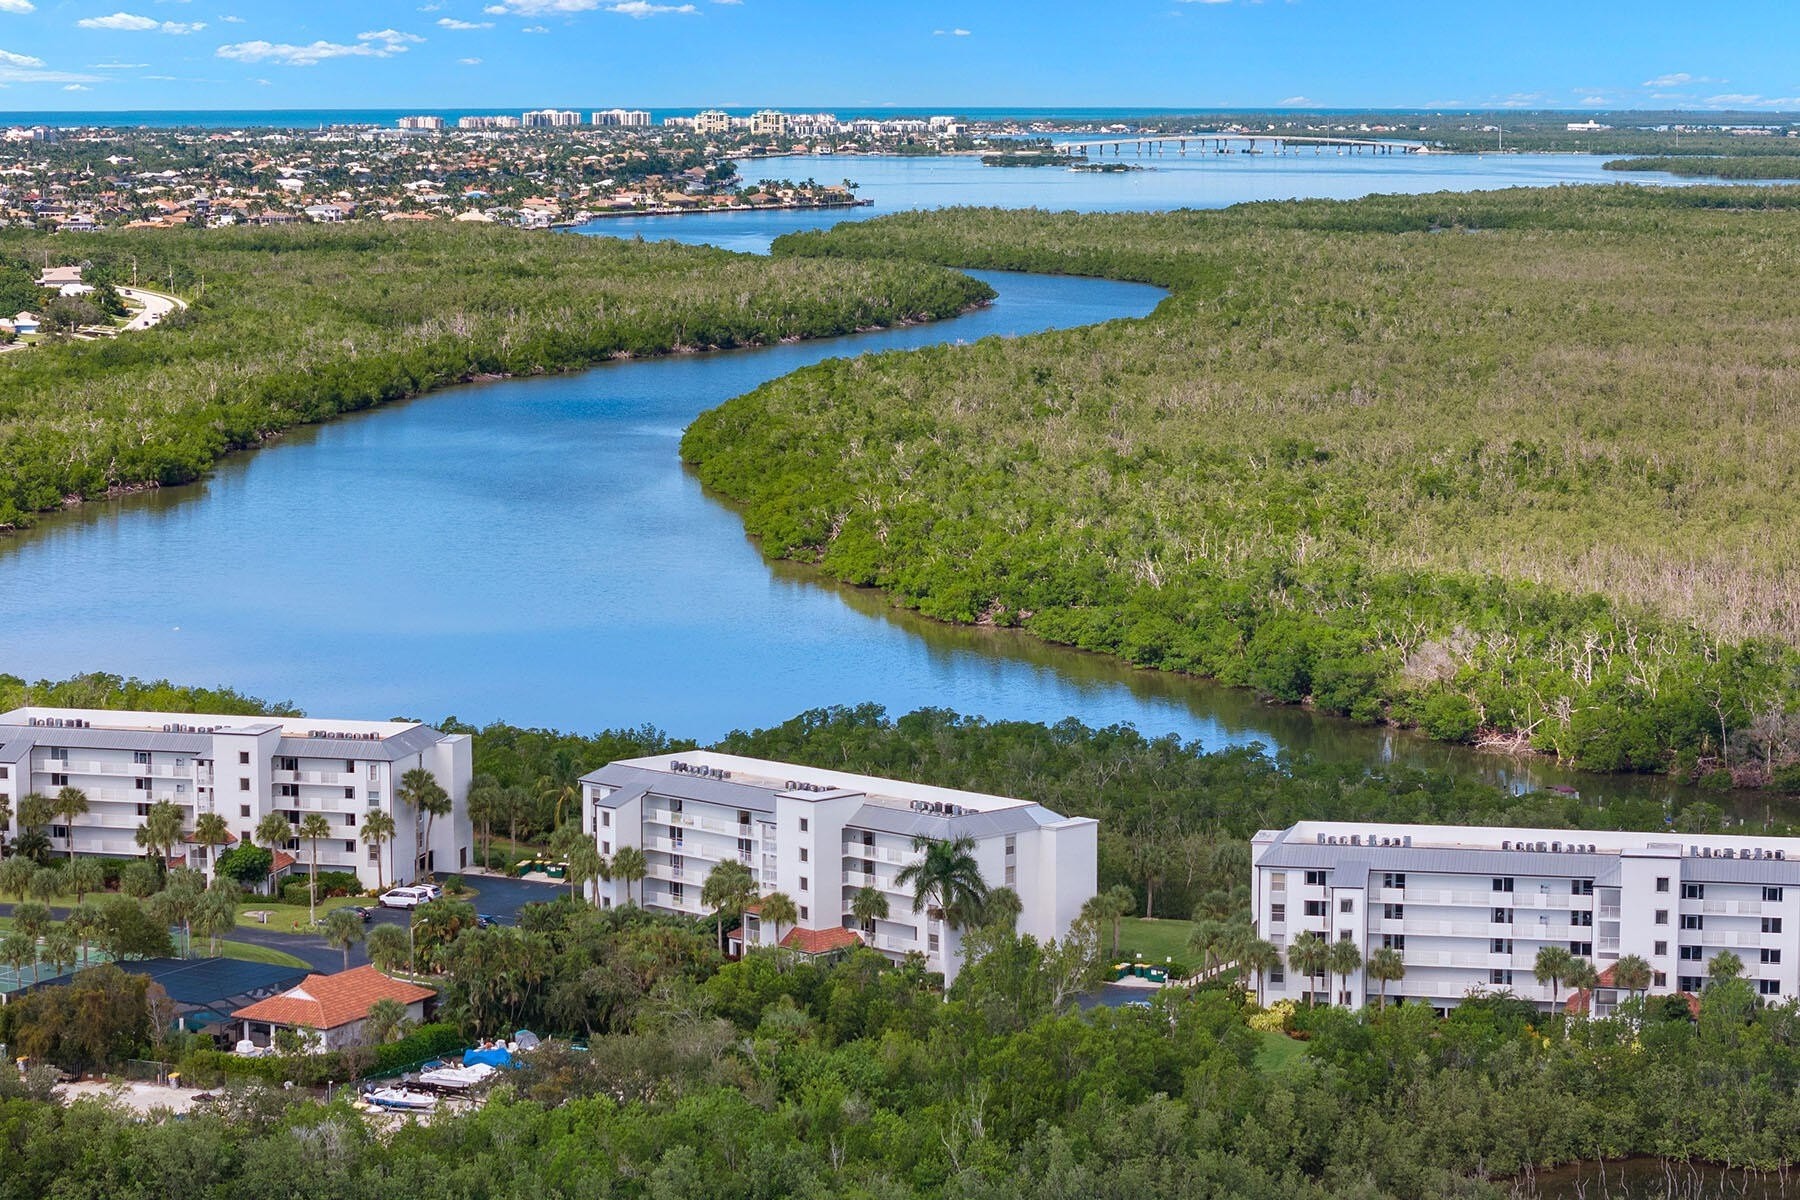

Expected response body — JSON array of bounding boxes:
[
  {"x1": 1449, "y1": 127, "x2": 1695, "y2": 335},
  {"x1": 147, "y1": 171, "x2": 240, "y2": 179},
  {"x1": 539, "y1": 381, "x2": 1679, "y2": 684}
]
[
  {"x1": 1254, "y1": 821, "x2": 1800, "y2": 1013},
  {"x1": 581, "y1": 751, "x2": 1097, "y2": 981},
  {"x1": 694, "y1": 109, "x2": 734, "y2": 136},
  {"x1": 523, "y1": 109, "x2": 583, "y2": 128},
  {"x1": 0, "y1": 707, "x2": 472, "y2": 888},
  {"x1": 397, "y1": 115, "x2": 445, "y2": 131},
  {"x1": 593, "y1": 109, "x2": 652, "y2": 128}
]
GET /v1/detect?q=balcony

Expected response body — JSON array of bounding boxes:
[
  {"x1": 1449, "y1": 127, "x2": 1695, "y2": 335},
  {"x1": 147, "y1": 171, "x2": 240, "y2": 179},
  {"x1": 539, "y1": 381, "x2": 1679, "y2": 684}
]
[{"x1": 842, "y1": 840, "x2": 919, "y2": 867}]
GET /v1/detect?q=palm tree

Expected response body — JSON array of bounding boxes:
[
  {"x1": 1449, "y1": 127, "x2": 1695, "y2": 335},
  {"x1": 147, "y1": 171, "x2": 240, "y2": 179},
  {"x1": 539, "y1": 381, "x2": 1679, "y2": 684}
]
[
  {"x1": 983, "y1": 886, "x2": 1023, "y2": 933},
  {"x1": 67, "y1": 901, "x2": 102, "y2": 967},
  {"x1": 1287, "y1": 931, "x2": 1328, "y2": 1007},
  {"x1": 324, "y1": 906, "x2": 367, "y2": 970},
  {"x1": 610, "y1": 845, "x2": 646, "y2": 907},
  {"x1": 53, "y1": 786, "x2": 89, "y2": 860},
  {"x1": 1327, "y1": 938, "x2": 1363, "y2": 1006},
  {"x1": 0, "y1": 931, "x2": 34, "y2": 987},
  {"x1": 0, "y1": 793, "x2": 12, "y2": 854},
  {"x1": 895, "y1": 834, "x2": 989, "y2": 972},
  {"x1": 193, "y1": 885, "x2": 239, "y2": 957},
  {"x1": 1239, "y1": 937, "x2": 1284, "y2": 1004},
  {"x1": 1189, "y1": 918, "x2": 1232, "y2": 976},
  {"x1": 255, "y1": 810, "x2": 294, "y2": 850},
  {"x1": 1533, "y1": 945, "x2": 1575, "y2": 1008},
  {"x1": 1366, "y1": 946, "x2": 1406, "y2": 1010},
  {"x1": 12, "y1": 903, "x2": 48, "y2": 983},
  {"x1": 851, "y1": 885, "x2": 889, "y2": 938},
  {"x1": 134, "y1": 799, "x2": 185, "y2": 865},
  {"x1": 702, "y1": 859, "x2": 758, "y2": 952},
  {"x1": 360, "y1": 809, "x2": 397, "y2": 891},
  {"x1": 367, "y1": 922, "x2": 411, "y2": 974},
  {"x1": 41, "y1": 922, "x2": 78, "y2": 981},
  {"x1": 1706, "y1": 949, "x2": 1744, "y2": 984},
  {"x1": 1565, "y1": 957, "x2": 1599, "y2": 1013},
  {"x1": 465, "y1": 774, "x2": 502, "y2": 868},
  {"x1": 398, "y1": 768, "x2": 451, "y2": 878},
  {"x1": 1079, "y1": 885, "x2": 1136, "y2": 957},
  {"x1": 299, "y1": 813, "x2": 333, "y2": 927},
  {"x1": 759, "y1": 891, "x2": 798, "y2": 948},
  {"x1": 190, "y1": 811, "x2": 231, "y2": 878},
  {"x1": 63, "y1": 857, "x2": 103, "y2": 906},
  {"x1": 566, "y1": 841, "x2": 608, "y2": 907},
  {"x1": 1613, "y1": 953, "x2": 1654, "y2": 1005},
  {"x1": 27, "y1": 867, "x2": 60, "y2": 905},
  {"x1": 0, "y1": 856, "x2": 34, "y2": 903},
  {"x1": 16, "y1": 792, "x2": 55, "y2": 838},
  {"x1": 364, "y1": 996, "x2": 410, "y2": 1044}
]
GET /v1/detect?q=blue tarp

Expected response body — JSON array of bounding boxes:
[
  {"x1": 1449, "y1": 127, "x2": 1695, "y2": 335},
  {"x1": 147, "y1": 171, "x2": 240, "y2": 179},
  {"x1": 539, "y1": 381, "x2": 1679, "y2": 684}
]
[{"x1": 463, "y1": 1046, "x2": 514, "y2": 1069}]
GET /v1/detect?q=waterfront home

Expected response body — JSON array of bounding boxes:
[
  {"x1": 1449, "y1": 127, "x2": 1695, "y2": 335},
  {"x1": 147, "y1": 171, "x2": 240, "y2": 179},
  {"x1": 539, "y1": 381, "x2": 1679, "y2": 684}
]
[
  {"x1": 0, "y1": 706, "x2": 473, "y2": 888},
  {"x1": 1254, "y1": 820, "x2": 1800, "y2": 1013},
  {"x1": 581, "y1": 751, "x2": 1097, "y2": 984},
  {"x1": 10, "y1": 311, "x2": 38, "y2": 335},
  {"x1": 233, "y1": 966, "x2": 436, "y2": 1051}
]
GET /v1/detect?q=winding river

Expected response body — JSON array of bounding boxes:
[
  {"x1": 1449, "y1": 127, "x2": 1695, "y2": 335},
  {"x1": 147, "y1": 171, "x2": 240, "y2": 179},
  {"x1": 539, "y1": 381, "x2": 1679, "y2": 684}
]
[{"x1": 0, "y1": 151, "x2": 1745, "y2": 815}]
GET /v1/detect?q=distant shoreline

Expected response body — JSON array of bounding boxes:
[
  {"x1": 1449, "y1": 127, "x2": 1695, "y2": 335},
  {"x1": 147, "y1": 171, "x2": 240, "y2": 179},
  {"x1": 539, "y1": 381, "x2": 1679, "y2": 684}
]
[{"x1": 567, "y1": 197, "x2": 872, "y2": 224}]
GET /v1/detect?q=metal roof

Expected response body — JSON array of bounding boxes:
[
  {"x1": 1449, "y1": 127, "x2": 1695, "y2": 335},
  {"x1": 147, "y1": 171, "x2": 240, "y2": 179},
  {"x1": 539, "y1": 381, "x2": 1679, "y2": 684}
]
[
  {"x1": 1334, "y1": 860, "x2": 1370, "y2": 889},
  {"x1": 0, "y1": 725, "x2": 213, "y2": 754},
  {"x1": 1258, "y1": 838, "x2": 1619, "y2": 883},
  {"x1": 1684, "y1": 857, "x2": 1800, "y2": 885},
  {"x1": 275, "y1": 724, "x2": 449, "y2": 762},
  {"x1": 584, "y1": 763, "x2": 777, "y2": 812},
  {"x1": 846, "y1": 802, "x2": 1051, "y2": 841}
]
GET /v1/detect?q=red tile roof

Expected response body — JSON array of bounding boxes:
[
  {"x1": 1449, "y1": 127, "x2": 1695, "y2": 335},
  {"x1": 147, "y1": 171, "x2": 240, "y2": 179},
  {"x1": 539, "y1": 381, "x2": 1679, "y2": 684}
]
[
  {"x1": 779, "y1": 926, "x2": 863, "y2": 955},
  {"x1": 232, "y1": 966, "x2": 435, "y2": 1031},
  {"x1": 271, "y1": 850, "x2": 298, "y2": 873}
]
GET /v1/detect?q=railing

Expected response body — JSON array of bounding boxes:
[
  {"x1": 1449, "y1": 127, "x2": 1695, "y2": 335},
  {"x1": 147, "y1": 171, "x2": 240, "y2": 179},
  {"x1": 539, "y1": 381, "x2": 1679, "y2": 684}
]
[
  {"x1": 1700, "y1": 930, "x2": 1767, "y2": 948},
  {"x1": 842, "y1": 841, "x2": 918, "y2": 867}
]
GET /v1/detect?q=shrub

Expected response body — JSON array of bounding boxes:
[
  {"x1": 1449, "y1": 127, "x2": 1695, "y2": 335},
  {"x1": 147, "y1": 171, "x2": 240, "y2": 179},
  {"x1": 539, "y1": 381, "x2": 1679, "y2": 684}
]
[
  {"x1": 177, "y1": 1020, "x2": 458, "y2": 1087},
  {"x1": 1248, "y1": 999, "x2": 1298, "y2": 1033},
  {"x1": 314, "y1": 871, "x2": 362, "y2": 898}
]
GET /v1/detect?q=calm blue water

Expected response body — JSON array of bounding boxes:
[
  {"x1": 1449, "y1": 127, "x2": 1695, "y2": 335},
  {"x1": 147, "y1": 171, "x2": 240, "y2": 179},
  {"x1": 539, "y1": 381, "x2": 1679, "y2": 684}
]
[{"x1": 0, "y1": 154, "x2": 1709, "y2": 807}]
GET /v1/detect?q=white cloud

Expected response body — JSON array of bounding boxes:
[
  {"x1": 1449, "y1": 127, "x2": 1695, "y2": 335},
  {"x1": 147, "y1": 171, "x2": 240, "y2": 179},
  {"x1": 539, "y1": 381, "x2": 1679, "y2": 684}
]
[
  {"x1": 77, "y1": 11, "x2": 204, "y2": 32},
  {"x1": 89, "y1": 61, "x2": 150, "y2": 67},
  {"x1": 932, "y1": 27, "x2": 970, "y2": 35},
  {"x1": 0, "y1": 46, "x2": 40, "y2": 65},
  {"x1": 484, "y1": 0, "x2": 694, "y2": 12},
  {"x1": 1278, "y1": 95, "x2": 1314, "y2": 106},
  {"x1": 458, "y1": 55, "x2": 480, "y2": 63},
  {"x1": 0, "y1": 0, "x2": 34, "y2": 13},
  {"x1": 1704, "y1": 93, "x2": 1800, "y2": 109},
  {"x1": 217, "y1": 28, "x2": 423, "y2": 66},
  {"x1": 65, "y1": 82, "x2": 90, "y2": 89},
  {"x1": 437, "y1": 15, "x2": 492, "y2": 27},
  {"x1": 521, "y1": 23, "x2": 548, "y2": 31},
  {"x1": 1577, "y1": 96, "x2": 1611, "y2": 106},
  {"x1": 219, "y1": 14, "x2": 243, "y2": 21},
  {"x1": 0, "y1": 59, "x2": 101, "y2": 83}
]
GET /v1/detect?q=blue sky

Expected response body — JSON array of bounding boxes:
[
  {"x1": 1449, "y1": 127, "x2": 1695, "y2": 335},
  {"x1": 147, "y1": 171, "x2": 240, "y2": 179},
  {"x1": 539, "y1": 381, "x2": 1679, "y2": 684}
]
[{"x1": 3, "y1": 0, "x2": 1799, "y2": 113}]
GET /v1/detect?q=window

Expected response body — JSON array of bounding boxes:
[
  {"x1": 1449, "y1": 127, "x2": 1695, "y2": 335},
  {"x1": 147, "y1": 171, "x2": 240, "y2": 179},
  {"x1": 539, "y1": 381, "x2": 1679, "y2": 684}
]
[
  {"x1": 133, "y1": 751, "x2": 151, "y2": 765},
  {"x1": 1491, "y1": 938, "x2": 1513, "y2": 954},
  {"x1": 1761, "y1": 980, "x2": 1783, "y2": 997},
  {"x1": 1656, "y1": 876, "x2": 1670, "y2": 893},
  {"x1": 601, "y1": 811, "x2": 611, "y2": 828},
  {"x1": 1383, "y1": 904, "x2": 1404, "y2": 920},
  {"x1": 344, "y1": 812, "x2": 356, "y2": 826},
  {"x1": 1569, "y1": 941, "x2": 1592, "y2": 957},
  {"x1": 1572, "y1": 911, "x2": 1593, "y2": 927},
  {"x1": 367, "y1": 765, "x2": 379, "y2": 781},
  {"x1": 1680, "y1": 945, "x2": 1703, "y2": 961},
  {"x1": 1005, "y1": 835, "x2": 1016, "y2": 855},
  {"x1": 135, "y1": 803, "x2": 149, "y2": 817},
  {"x1": 50, "y1": 824, "x2": 67, "y2": 840},
  {"x1": 601, "y1": 841, "x2": 610, "y2": 855},
  {"x1": 0, "y1": 767, "x2": 6, "y2": 779},
  {"x1": 1654, "y1": 971, "x2": 1667, "y2": 988},
  {"x1": 1492, "y1": 907, "x2": 1512, "y2": 924},
  {"x1": 1339, "y1": 897, "x2": 1354, "y2": 913},
  {"x1": 368, "y1": 791, "x2": 381, "y2": 804},
  {"x1": 277, "y1": 784, "x2": 298, "y2": 799},
  {"x1": 239, "y1": 778, "x2": 250, "y2": 791},
  {"x1": 1270, "y1": 903, "x2": 1286, "y2": 923},
  {"x1": 1382, "y1": 872, "x2": 1406, "y2": 889},
  {"x1": 369, "y1": 844, "x2": 379, "y2": 862},
  {"x1": 669, "y1": 883, "x2": 683, "y2": 902},
  {"x1": 1339, "y1": 930, "x2": 1354, "y2": 942},
  {"x1": 1304, "y1": 870, "x2": 1327, "y2": 887},
  {"x1": 1304, "y1": 900, "x2": 1327, "y2": 917},
  {"x1": 1490, "y1": 969, "x2": 1513, "y2": 986},
  {"x1": 239, "y1": 751, "x2": 250, "y2": 764},
  {"x1": 799, "y1": 848, "x2": 809, "y2": 863},
  {"x1": 1492, "y1": 877, "x2": 1514, "y2": 893},
  {"x1": 1765, "y1": 887, "x2": 1785, "y2": 903},
  {"x1": 928, "y1": 932, "x2": 940, "y2": 953},
  {"x1": 1679, "y1": 975, "x2": 1703, "y2": 992},
  {"x1": 799, "y1": 905, "x2": 809, "y2": 922},
  {"x1": 1682, "y1": 883, "x2": 1705, "y2": 900},
  {"x1": 344, "y1": 840, "x2": 355, "y2": 854},
  {"x1": 799, "y1": 818, "x2": 809, "y2": 832},
  {"x1": 50, "y1": 774, "x2": 68, "y2": 787},
  {"x1": 1382, "y1": 934, "x2": 1406, "y2": 951},
  {"x1": 1763, "y1": 917, "x2": 1784, "y2": 934},
  {"x1": 274, "y1": 757, "x2": 297, "y2": 772},
  {"x1": 1270, "y1": 872, "x2": 1287, "y2": 891},
  {"x1": 1654, "y1": 940, "x2": 1668, "y2": 956},
  {"x1": 1762, "y1": 948, "x2": 1782, "y2": 964},
  {"x1": 1655, "y1": 909, "x2": 1669, "y2": 925},
  {"x1": 135, "y1": 777, "x2": 151, "y2": 791},
  {"x1": 240, "y1": 804, "x2": 251, "y2": 818},
  {"x1": 1269, "y1": 964, "x2": 1285, "y2": 984},
  {"x1": 344, "y1": 787, "x2": 355, "y2": 800},
  {"x1": 799, "y1": 876, "x2": 809, "y2": 892},
  {"x1": 1682, "y1": 914, "x2": 1704, "y2": 930},
  {"x1": 1571, "y1": 880, "x2": 1594, "y2": 896}
]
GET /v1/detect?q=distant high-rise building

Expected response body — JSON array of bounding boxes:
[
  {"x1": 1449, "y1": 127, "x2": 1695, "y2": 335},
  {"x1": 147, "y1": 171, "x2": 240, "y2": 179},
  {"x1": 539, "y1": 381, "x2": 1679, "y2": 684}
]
[
  {"x1": 459, "y1": 115, "x2": 523, "y2": 130},
  {"x1": 694, "y1": 109, "x2": 733, "y2": 136},
  {"x1": 749, "y1": 109, "x2": 788, "y2": 137},
  {"x1": 397, "y1": 115, "x2": 445, "y2": 131},
  {"x1": 592, "y1": 108, "x2": 652, "y2": 128},
  {"x1": 523, "y1": 109, "x2": 583, "y2": 128}
]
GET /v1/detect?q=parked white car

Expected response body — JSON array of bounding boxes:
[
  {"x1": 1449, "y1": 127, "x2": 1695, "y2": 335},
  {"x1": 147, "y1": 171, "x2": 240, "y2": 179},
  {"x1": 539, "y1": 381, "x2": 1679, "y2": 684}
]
[{"x1": 379, "y1": 886, "x2": 432, "y2": 910}]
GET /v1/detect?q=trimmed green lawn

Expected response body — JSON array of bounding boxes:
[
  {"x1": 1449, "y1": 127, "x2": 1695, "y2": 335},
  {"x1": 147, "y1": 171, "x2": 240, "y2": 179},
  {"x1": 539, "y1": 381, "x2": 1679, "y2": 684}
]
[
  {"x1": 215, "y1": 940, "x2": 310, "y2": 969},
  {"x1": 1254, "y1": 1030, "x2": 1310, "y2": 1075},
  {"x1": 234, "y1": 894, "x2": 371, "y2": 934},
  {"x1": 1112, "y1": 917, "x2": 1197, "y2": 970}
]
